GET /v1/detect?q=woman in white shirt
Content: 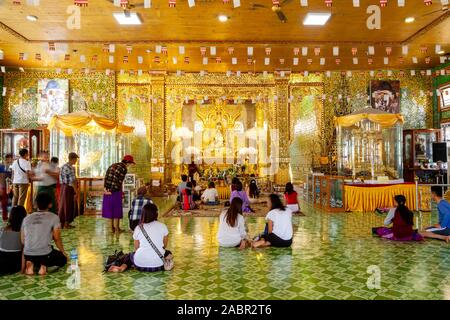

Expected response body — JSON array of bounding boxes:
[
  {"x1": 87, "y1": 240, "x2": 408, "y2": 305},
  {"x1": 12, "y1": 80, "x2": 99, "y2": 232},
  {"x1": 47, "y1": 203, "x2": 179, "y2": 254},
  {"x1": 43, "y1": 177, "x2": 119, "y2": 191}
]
[
  {"x1": 217, "y1": 197, "x2": 249, "y2": 249},
  {"x1": 108, "y1": 203, "x2": 173, "y2": 272},
  {"x1": 201, "y1": 181, "x2": 219, "y2": 205},
  {"x1": 252, "y1": 194, "x2": 293, "y2": 248}
]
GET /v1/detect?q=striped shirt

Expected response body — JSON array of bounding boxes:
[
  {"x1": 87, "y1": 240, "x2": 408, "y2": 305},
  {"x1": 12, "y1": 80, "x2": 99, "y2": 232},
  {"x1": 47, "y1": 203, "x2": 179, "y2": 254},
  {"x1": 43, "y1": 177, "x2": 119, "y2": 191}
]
[{"x1": 59, "y1": 163, "x2": 76, "y2": 185}]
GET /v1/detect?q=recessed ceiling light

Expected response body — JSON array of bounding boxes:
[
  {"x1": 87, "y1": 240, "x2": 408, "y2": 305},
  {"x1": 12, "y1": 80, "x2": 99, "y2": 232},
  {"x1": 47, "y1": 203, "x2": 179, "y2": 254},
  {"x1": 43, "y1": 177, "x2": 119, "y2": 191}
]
[
  {"x1": 438, "y1": 50, "x2": 445, "y2": 55},
  {"x1": 405, "y1": 17, "x2": 415, "y2": 23},
  {"x1": 218, "y1": 15, "x2": 228, "y2": 22},
  {"x1": 26, "y1": 15, "x2": 38, "y2": 21},
  {"x1": 303, "y1": 13, "x2": 331, "y2": 26},
  {"x1": 113, "y1": 12, "x2": 142, "y2": 25}
]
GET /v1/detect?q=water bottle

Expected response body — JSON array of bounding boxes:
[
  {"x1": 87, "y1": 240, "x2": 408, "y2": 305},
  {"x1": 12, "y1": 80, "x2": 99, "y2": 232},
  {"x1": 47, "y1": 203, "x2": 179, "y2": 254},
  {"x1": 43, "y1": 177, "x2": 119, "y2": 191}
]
[{"x1": 67, "y1": 249, "x2": 78, "y2": 273}]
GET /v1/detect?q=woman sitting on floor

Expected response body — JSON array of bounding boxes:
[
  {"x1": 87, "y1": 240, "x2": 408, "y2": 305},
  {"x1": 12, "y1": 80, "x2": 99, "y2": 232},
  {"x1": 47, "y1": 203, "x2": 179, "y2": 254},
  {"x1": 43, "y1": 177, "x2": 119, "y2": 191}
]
[
  {"x1": 372, "y1": 195, "x2": 422, "y2": 241},
  {"x1": 201, "y1": 181, "x2": 219, "y2": 205},
  {"x1": 191, "y1": 180, "x2": 201, "y2": 202},
  {"x1": 252, "y1": 194, "x2": 293, "y2": 248},
  {"x1": 181, "y1": 182, "x2": 198, "y2": 210},
  {"x1": 284, "y1": 182, "x2": 301, "y2": 214},
  {"x1": 230, "y1": 181, "x2": 253, "y2": 213},
  {"x1": 0, "y1": 206, "x2": 27, "y2": 275},
  {"x1": 218, "y1": 198, "x2": 250, "y2": 249},
  {"x1": 108, "y1": 203, "x2": 173, "y2": 273}
]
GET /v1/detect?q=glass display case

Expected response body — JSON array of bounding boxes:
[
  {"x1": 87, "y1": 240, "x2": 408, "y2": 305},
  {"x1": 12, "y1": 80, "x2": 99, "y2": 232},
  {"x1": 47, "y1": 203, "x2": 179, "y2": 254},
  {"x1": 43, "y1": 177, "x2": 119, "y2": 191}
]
[
  {"x1": 403, "y1": 129, "x2": 441, "y2": 182},
  {"x1": 336, "y1": 109, "x2": 403, "y2": 181},
  {"x1": 0, "y1": 128, "x2": 48, "y2": 161},
  {"x1": 50, "y1": 129, "x2": 130, "y2": 178}
]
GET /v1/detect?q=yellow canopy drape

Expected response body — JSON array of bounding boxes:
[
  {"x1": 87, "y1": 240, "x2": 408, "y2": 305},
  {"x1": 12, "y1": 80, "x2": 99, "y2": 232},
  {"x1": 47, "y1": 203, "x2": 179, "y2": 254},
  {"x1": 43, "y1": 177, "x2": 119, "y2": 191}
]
[
  {"x1": 335, "y1": 112, "x2": 404, "y2": 128},
  {"x1": 47, "y1": 111, "x2": 134, "y2": 136}
]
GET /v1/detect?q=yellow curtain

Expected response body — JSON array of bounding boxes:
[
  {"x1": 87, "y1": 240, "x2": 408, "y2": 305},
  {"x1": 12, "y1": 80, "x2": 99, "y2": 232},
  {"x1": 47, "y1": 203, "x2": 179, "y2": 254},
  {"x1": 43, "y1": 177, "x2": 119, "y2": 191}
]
[
  {"x1": 47, "y1": 111, "x2": 134, "y2": 136},
  {"x1": 335, "y1": 113, "x2": 404, "y2": 128},
  {"x1": 344, "y1": 184, "x2": 416, "y2": 212}
]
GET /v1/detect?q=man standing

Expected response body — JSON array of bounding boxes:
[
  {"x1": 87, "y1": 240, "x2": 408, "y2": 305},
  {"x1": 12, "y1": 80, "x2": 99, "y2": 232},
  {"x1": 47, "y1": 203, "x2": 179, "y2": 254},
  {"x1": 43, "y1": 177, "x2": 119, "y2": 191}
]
[
  {"x1": 102, "y1": 155, "x2": 135, "y2": 234},
  {"x1": 11, "y1": 149, "x2": 33, "y2": 207},
  {"x1": 58, "y1": 152, "x2": 79, "y2": 229},
  {"x1": 420, "y1": 186, "x2": 450, "y2": 242},
  {"x1": 35, "y1": 151, "x2": 59, "y2": 214},
  {"x1": 0, "y1": 153, "x2": 13, "y2": 221}
]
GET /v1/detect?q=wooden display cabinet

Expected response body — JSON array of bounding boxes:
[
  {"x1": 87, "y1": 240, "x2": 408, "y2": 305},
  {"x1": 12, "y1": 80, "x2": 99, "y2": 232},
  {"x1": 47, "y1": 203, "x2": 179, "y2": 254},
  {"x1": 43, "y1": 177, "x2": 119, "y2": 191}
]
[
  {"x1": 0, "y1": 128, "x2": 49, "y2": 161},
  {"x1": 403, "y1": 129, "x2": 441, "y2": 182},
  {"x1": 313, "y1": 175, "x2": 346, "y2": 212}
]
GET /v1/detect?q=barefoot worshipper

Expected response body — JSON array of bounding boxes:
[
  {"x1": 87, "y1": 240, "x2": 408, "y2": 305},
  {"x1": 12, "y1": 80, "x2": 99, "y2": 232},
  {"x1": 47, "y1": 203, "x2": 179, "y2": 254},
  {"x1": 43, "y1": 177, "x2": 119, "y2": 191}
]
[{"x1": 102, "y1": 155, "x2": 136, "y2": 234}]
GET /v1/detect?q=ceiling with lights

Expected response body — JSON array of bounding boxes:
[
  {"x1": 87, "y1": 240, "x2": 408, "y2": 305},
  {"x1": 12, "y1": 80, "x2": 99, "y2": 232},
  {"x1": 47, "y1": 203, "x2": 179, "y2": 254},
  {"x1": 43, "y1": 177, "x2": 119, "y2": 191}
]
[{"x1": 0, "y1": 0, "x2": 449, "y2": 73}]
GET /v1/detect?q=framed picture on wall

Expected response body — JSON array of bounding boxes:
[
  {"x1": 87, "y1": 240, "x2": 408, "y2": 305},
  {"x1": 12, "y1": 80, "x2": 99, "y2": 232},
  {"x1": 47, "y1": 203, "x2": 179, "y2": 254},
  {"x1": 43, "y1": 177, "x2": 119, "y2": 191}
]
[
  {"x1": 123, "y1": 174, "x2": 136, "y2": 187},
  {"x1": 369, "y1": 80, "x2": 400, "y2": 113},
  {"x1": 37, "y1": 79, "x2": 69, "y2": 124}
]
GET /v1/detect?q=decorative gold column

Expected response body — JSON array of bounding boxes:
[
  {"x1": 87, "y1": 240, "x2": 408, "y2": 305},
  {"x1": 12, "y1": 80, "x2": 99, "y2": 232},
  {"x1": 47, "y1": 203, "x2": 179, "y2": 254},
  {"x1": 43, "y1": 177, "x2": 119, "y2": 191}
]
[
  {"x1": 150, "y1": 76, "x2": 166, "y2": 183},
  {"x1": 274, "y1": 78, "x2": 290, "y2": 184}
]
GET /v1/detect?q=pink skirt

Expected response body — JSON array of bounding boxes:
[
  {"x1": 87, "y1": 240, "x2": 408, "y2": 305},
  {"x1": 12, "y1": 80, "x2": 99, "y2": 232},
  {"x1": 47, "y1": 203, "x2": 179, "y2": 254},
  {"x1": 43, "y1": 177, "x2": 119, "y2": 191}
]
[{"x1": 102, "y1": 191, "x2": 123, "y2": 219}]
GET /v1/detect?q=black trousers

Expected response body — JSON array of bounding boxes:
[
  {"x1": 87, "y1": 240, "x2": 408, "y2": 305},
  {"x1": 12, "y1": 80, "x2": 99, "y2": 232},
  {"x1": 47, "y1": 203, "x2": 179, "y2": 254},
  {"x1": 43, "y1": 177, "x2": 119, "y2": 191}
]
[
  {"x1": 24, "y1": 248, "x2": 67, "y2": 268},
  {"x1": 0, "y1": 251, "x2": 22, "y2": 275}
]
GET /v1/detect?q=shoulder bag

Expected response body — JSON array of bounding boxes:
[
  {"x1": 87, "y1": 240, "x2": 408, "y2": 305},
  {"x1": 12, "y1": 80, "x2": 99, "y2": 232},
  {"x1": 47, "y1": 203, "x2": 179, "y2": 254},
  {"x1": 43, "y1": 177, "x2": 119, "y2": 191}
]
[{"x1": 139, "y1": 225, "x2": 174, "y2": 271}]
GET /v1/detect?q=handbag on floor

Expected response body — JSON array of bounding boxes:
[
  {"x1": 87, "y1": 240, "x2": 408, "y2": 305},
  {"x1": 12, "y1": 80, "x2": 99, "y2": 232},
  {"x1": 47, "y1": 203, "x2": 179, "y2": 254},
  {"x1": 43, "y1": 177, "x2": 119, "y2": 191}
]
[
  {"x1": 103, "y1": 250, "x2": 128, "y2": 273},
  {"x1": 139, "y1": 225, "x2": 174, "y2": 271}
]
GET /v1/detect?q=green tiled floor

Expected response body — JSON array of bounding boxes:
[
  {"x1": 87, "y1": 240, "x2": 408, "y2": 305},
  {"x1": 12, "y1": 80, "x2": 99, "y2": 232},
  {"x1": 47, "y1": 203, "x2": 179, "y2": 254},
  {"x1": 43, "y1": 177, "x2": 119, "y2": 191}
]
[{"x1": 1, "y1": 199, "x2": 450, "y2": 300}]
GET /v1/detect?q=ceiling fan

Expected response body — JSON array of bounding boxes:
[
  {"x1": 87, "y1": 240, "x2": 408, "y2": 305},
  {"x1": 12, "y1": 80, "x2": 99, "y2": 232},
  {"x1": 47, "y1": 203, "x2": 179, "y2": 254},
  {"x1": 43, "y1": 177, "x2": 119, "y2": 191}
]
[{"x1": 249, "y1": 0, "x2": 294, "y2": 23}]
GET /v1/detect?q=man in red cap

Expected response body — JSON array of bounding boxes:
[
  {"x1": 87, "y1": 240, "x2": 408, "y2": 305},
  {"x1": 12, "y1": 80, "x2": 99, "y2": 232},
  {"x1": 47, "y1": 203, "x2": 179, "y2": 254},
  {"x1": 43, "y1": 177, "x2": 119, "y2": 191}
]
[{"x1": 102, "y1": 155, "x2": 135, "y2": 234}]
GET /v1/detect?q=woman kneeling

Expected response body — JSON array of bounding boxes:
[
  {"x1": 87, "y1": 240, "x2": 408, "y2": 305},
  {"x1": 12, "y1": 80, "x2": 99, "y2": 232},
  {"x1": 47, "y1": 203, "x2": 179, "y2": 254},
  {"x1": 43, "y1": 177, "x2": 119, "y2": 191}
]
[
  {"x1": 252, "y1": 194, "x2": 293, "y2": 248},
  {"x1": 372, "y1": 195, "x2": 422, "y2": 241},
  {"x1": 109, "y1": 203, "x2": 173, "y2": 272}
]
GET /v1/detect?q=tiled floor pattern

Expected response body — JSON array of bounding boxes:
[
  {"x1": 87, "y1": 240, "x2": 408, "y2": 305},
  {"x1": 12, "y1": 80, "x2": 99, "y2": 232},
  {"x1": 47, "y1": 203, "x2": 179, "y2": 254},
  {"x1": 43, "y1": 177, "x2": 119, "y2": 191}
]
[{"x1": 1, "y1": 199, "x2": 450, "y2": 300}]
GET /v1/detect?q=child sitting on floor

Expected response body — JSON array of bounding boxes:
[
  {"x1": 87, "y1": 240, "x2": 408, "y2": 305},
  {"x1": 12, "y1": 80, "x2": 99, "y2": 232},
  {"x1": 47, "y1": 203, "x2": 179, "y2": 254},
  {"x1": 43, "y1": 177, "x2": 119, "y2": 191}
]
[
  {"x1": 201, "y1": 181, "x2": 219, "y2": 205},
  {"x1": 372, "y1": 195, "x2": 422, "y2": 241}
]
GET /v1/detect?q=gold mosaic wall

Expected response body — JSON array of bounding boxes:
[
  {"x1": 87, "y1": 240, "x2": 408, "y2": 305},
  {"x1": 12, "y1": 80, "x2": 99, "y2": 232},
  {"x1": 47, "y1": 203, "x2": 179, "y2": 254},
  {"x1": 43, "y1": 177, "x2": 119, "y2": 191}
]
[{"x1": 2, "y1": 71, "x2": 115, "y2": 129}]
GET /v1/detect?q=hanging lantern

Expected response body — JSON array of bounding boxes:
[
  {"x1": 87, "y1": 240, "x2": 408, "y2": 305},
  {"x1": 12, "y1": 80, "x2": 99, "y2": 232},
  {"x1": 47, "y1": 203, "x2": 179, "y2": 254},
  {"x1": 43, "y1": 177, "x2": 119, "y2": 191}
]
[
  {"x1": 35, "y1": 53, "x2": 41, "y2": 61},
  {"x1": 293, "y1": 48, "x2": 300, "y2": 56},
  {"x1": 385, "y1": 47, "x2": 392, "y2": 55},
  {"x1": 215, "y1": 57, "x2": 222, "y2": 63},
  {"x1": 424, "y1": 0, "x2": 432, "y2": 5},
  {"x1": 169, "y1": 0, "x2": 176, "y2": 7},
  {"x1": 65, "y1": 54, "x2": 70, "y2": 61},
  {"x1": 126, "y1": 45, "x2": 132, "y2": 54},
  {"x1": 380, "y1": 0, "x2": 387, "y2": 6},
  {"x1": 351, "y1": 47, "x2": 357, "y2": 56},
  {"x1": 228, "y1": 47, "x2": 234, "y2": 55},
  {"x1": 314, "y1": 47, "x2": 320, "y2": 56},
  {"x1": 161, "y1": 46, "x2": 168, "y2": 55},
  {"x1": 74, "y1": 0, "x2": 88, "y2": 6},
  {"x1": 265, "y1": 47, "x2": 271, "y2": 55},
  {"x1": 123, "y1": 56, "x2": 129, "y2": 63},
  {"x1": 48, "y1": 42, "x2": 55, "y2": 51},
  {"x1": 324, "y1": 0, "x2": 332, "y2": 6},
  {"x1": 184, "y1": 57, "x2": 190, "y2": 64},
  {"x1": 200, "y1": 47, "x2": 206, "y2": 56}
]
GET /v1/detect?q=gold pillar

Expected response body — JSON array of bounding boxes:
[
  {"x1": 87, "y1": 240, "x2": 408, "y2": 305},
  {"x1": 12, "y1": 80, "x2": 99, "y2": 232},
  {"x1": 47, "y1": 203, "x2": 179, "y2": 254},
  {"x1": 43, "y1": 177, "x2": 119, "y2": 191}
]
[
  {"x1": 150, "y1": 76, "x2": 165, "y2": 183},
  {"x1": 274, "y1": 78, "x2": 290, "y2": 184}
]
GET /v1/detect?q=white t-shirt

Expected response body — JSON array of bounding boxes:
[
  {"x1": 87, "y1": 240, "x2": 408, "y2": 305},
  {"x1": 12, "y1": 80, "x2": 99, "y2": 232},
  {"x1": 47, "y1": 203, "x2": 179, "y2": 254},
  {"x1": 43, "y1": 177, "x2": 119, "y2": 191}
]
[
  {"x1": 11, "y1": 158, "x2": 31, "y2": 184},
  {"x1": 36, "y1": 162, "x2": 58, "y2": 186},
  {"x1": 202, "y1": 188, "x2": 219, "y2": 202},
  {"x1": 266, "y1": 208, "x2": 293, "y2": 241},
  {"x1": 133, "y1": 221, "x2": 169, "y2": 268},
  {"x1": 217, "y1": 211, "x2": 247, "y2": 247}
]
